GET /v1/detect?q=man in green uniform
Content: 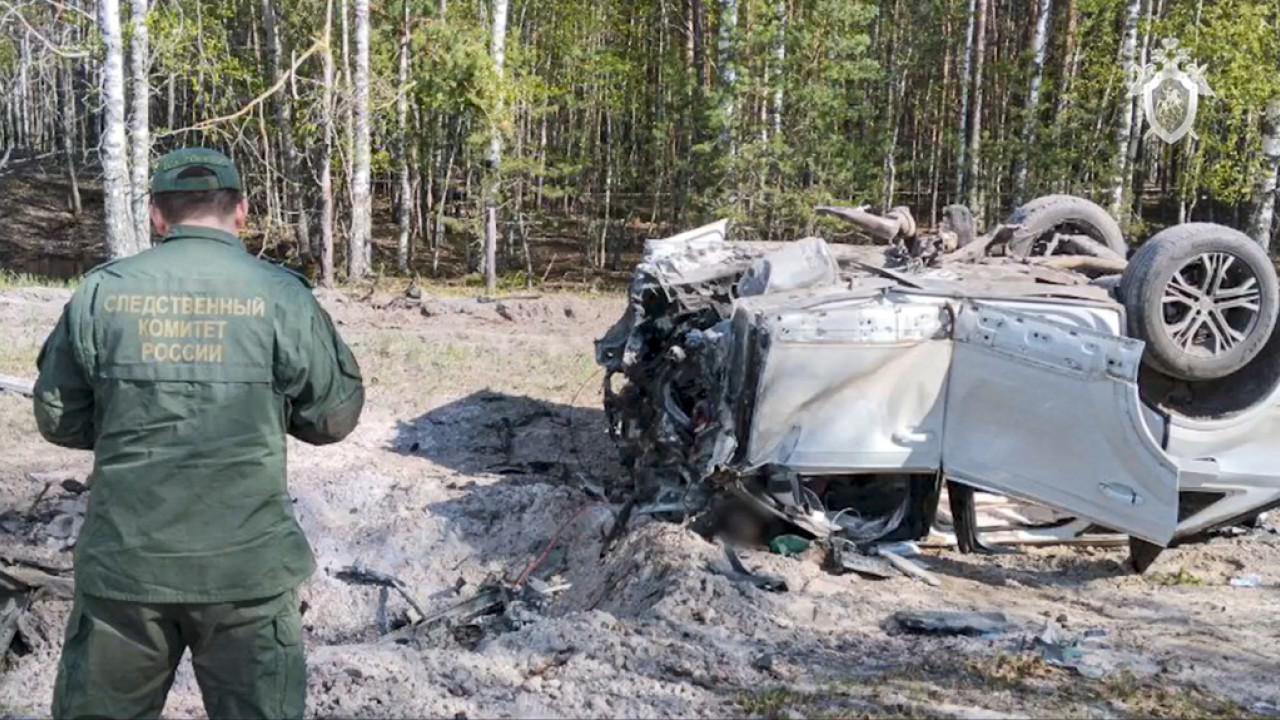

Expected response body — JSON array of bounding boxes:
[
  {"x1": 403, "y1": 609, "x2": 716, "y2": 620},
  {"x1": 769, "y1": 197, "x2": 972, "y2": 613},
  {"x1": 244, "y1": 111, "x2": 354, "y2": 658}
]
[{"x1": 33, "y1": 148, "x2": 364, "y2": 719}]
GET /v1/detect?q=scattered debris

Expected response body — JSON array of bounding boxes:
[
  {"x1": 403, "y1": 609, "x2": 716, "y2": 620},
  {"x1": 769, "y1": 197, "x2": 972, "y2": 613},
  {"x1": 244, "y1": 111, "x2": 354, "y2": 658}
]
[
  {"x1": 0, "y1": 375, "x2": 34, "y2": 397},
  {"x1": 827, "y1": 540, "x2": 897, "y2": 579},
  {"x1": 23, "y1": 483, "x2": 51, "y2": 521},
  {"x1": 712, "y1": 545, "x2": 787, "y2": 592},
  {"x1": 1228, "y1": 574, "x2": 1266, "y2": 588},
  {"x1": 768, "y1": 535, "x2": 811, "y2": 557},
  {"x1": 874, "y1": 541, "x2": 922, "y2": 558},
  {"x1": 0, "y1": 590, "x2": 31, "y2": 659},
  {"x1": 1030, "y1": 619, "x2": 1161, "y2": 680},
  {"x1": 335, "y1": 565, "x2": 428, "y2": 624},
  {"x1": 0, "y1": 562, "x2": 75, "y2": 600},
  {"x1": 893, "y1": 610, "x2": 1009, "y2": 636},
  {"x1": 878, "y1": 547, "x2": 942, "y2": 588}
]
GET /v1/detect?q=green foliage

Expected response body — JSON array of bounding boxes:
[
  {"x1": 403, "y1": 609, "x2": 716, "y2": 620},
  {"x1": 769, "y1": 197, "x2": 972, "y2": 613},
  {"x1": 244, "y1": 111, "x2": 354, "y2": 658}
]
[{"x1": 3, "y1": 0, "x2": 1279, "y2": 280}]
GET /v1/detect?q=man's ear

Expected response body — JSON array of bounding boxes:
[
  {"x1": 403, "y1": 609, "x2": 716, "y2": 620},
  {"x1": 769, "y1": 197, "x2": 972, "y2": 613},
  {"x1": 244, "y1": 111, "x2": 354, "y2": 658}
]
[
  {"x1": 233, "y1": 197, "x2": 249, "y2": 231},
  {"x1": 150, "y1": 204, "x2": 170, "y2": 237}
]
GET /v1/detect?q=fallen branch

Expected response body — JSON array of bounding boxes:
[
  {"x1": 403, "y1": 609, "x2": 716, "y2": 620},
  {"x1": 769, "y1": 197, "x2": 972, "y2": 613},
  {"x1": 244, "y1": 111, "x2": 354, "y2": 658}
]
[
  {"x1": 878, "y1": 548, "x2": 942, "y2": 588},
  {"x1": 0, "y1": 564, "x2": 74, "y2": 599},
  {"x1": 0, "y1": 375, "x2": 34, "y2": 397},
  {"x1": 1031, "y1": 255, "x2": 1129, "y2": 278},
  {"x1": 0, "y1": 3, "x2": 90, "y2": 58},
  {"x1": 335, "y1": 566, "x2": 427, "y2": 622},
  {"x1": 0, "y1": 591, "x2": 31, "y2": 659},
  {"x1": 158, "y1": 36, "x2": 326, "y2": 137}
]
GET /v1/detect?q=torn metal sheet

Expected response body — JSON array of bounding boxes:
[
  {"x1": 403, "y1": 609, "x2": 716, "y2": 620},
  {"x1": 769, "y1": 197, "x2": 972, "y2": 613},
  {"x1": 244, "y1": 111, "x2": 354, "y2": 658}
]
[{"x1": 893, "y1": 610, "x2": 1009, "y2": 636}]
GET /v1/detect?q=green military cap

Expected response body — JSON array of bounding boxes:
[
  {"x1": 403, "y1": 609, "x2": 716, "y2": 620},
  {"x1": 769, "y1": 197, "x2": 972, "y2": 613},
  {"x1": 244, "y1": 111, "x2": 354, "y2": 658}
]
[{"x1": 151, "y1": 148, "x2": 242, "y2": 194}]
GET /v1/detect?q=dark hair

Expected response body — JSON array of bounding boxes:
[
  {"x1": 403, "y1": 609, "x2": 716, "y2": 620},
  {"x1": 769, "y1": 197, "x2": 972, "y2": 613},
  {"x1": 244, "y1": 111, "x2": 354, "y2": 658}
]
[{"x1": 152, "y1": 167, "x2": 243, "y2": 223}]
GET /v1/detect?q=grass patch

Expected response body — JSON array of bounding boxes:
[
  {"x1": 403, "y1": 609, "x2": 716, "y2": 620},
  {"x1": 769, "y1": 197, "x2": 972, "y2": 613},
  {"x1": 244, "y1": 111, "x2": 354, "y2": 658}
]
[
  {"x1": 1148, "y1": 567, "x2": 1205, "y2": 587},
  {"x1": 0, "y1": 343, "x2": 40, "y2": 376},
  {"x1": 0, "y1": 271, "x2": 78, "y2": 290},
  {"x1": 356, "y1": 271, "x2": 624, "y2": 300},
  {"x1": 352, "y1": 330, "x2": 598, "y2": 401},
  {"x1": 733, "y1": 656, "x2": 1261, "y2": 720}
]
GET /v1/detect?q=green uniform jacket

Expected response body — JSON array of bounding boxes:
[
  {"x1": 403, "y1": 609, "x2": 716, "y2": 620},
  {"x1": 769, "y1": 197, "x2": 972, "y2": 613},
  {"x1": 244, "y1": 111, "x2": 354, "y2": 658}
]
[{"x1": 33, "y1": 225, "x2": 364, "y2": 603}]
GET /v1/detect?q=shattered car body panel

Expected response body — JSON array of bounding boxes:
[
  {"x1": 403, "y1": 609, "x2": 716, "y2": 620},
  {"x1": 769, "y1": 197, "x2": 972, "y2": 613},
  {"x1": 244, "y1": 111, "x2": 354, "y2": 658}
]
[{"x1": 598, "y1": 214, "x2": 1280, "y2": 561}]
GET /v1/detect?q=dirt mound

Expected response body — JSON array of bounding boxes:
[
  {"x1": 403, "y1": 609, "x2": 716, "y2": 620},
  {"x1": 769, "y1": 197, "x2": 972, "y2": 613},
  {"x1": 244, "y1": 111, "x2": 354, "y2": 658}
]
[{"x1": 417, "y1": 295, "x2": 600, "y2": 325}]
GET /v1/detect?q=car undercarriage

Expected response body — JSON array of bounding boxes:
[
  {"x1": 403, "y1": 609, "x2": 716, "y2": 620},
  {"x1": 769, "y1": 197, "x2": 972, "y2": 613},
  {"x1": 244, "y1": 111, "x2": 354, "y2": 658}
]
[{"x1": 595, "y1": 198, "x2": 1280, "y2": 572}]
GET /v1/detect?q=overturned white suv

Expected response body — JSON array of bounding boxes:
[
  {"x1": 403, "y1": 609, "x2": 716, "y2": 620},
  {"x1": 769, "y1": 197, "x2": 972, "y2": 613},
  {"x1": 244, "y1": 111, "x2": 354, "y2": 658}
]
[{"x1": 596, "y1": 196, "x2": 1280, "y2": 571}]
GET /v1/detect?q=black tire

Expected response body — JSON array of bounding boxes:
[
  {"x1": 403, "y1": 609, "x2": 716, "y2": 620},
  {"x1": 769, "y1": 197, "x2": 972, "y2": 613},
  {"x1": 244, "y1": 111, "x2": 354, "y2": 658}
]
[
  {"x1": 1006, "y1": 194, "x2": 1127, "y2": 258},
  {"x1": 1121, "y1": 223, "x2": 1279, "y2": 381}
]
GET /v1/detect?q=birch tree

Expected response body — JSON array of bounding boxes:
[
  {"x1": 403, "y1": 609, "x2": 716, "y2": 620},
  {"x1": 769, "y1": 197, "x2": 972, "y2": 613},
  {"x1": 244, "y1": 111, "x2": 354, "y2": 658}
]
[
  {"x1": 262, "y1": 0, "x2": 309, "y2": 258},
  {"x1": 955, "y1": 0, "x2": 978, "y2": 201},
  {"x1": 484, "y1": 0, "x2": 509, "y2": 294},
  {"x1": 966, "y1": 0, "x2": 988, "y2": 221},
  {"x1": 60, "y1": 31, "x2": 80, "y2": 216},
  {"x1": 396, "y1": 0, "x2": 412, "y2": 273},
  {"x1": 717, "y1": 0, "x2": 738, "y2": 160},
  {"x1": 1011, "y1": 0, "x2": 1053, "y2": 206},
  {"x1": 1109, "y1": 0, "x2": 1142, "y2": 219},
  {"x1": 100, "y1": 0, "x2": 135, "y2": 258},
  {"x1": 320, "y1": 0, "x2": 336, "y2": 286},
  {"x1": 1249, "y1": 99, "x2": 1280, "y2": 249},
  {"x1": 129, "y1": 0, "x2": 149, "y2": 252},
  {"x1": 348, "y1": 0, "x2": 371, "y2": 279},
  {"x1": 771, "y1": 1, "x2": 786, "y2": 139}
]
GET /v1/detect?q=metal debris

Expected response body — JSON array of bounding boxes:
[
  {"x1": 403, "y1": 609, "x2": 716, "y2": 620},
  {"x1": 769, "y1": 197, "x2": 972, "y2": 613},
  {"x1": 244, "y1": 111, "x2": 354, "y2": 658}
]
[
  {"x1": 1229, "y1": 574, "x2": 1266, "y2": 588},
  {"x1": 1030, "y1": 619, "x2": 1160, "y2": 680},
  {"x1": 335, "y1": 565, "x2": 428, "y2": 623},
  {"x1": 712, "y1": 545, "x2": 787, "y2": 592},
  {"x1": 893, "y1": 610, "x2": 1009, "y2": 636}
]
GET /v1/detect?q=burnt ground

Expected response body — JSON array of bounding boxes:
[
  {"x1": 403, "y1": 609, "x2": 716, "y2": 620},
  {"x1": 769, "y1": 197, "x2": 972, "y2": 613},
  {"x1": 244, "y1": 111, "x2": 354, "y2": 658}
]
[{"x1": 1, "y1": 283, "x2": 1279, "y2": 720}]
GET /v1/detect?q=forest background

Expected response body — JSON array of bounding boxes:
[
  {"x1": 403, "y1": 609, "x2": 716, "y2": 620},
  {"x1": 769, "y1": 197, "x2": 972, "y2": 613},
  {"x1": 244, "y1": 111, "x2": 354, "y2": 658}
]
[{"x1": 0, "y1": 0, "x2": 1277, "y2": 290}]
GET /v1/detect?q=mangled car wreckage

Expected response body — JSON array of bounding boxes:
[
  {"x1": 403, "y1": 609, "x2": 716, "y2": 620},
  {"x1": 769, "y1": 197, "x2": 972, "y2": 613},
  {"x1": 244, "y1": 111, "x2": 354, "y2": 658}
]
[{"x1": 596, "y1": 195, "x2": 1280, "y2": 572}]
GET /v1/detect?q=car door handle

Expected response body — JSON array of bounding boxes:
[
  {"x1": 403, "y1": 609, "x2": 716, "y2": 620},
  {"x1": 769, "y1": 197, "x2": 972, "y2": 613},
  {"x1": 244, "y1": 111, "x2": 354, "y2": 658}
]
[{"x1": 1099, "y1": 482, "x2": 1144, "y2": 506}]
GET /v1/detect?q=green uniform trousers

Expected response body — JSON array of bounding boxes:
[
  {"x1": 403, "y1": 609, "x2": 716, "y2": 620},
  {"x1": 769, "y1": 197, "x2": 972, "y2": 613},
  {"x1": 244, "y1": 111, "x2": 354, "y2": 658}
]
[{"x1": 51, "y1": 589, "x2": 305, "y2": 720}]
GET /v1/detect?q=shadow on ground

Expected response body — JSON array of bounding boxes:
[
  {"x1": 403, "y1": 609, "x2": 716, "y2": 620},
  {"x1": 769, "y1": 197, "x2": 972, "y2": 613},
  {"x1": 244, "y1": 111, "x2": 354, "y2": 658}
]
[{"x1": 388, "y1": 389, "x2": 620, "y2": 483}]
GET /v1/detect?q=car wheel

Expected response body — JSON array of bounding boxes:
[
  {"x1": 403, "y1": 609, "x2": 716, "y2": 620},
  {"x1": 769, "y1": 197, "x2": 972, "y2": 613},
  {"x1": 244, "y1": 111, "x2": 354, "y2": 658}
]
[
  {"x1": 1121, "y1": 223, "x2": 1280, "y2": 381},
  {"x1": 1005, "y1": 194, "x2": 1127, "y2": 258}
]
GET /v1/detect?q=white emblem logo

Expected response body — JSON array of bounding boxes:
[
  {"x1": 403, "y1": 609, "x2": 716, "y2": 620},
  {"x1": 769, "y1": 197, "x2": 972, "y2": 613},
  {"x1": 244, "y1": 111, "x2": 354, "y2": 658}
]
[{"x1": 1129, "y1": 38, "x2": 1215, "y2": 144}]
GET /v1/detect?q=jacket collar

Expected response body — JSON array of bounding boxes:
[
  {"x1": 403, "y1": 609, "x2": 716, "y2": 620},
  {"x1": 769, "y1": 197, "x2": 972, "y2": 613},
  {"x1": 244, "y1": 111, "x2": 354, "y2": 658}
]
[{"x1": 162, "y1": 224, "x2": 245, "y2": 250}]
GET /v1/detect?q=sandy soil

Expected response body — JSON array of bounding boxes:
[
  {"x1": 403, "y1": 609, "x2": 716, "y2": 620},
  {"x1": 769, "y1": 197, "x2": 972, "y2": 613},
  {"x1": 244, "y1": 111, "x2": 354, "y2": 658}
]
[{"x1": 2, "y1": 284, "x2": 1279, "y2": 719}]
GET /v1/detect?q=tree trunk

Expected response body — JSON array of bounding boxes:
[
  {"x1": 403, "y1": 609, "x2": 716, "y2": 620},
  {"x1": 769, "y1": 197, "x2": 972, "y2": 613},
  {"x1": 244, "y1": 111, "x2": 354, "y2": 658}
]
[
  {"x1": 772, "y1": 0, "x2": 785, "y2": 139},
  {"x1": 348, "y1": 0, "x2": 372, "y2": 279},
  {"x1": 691, "y1": 0, "x2": 706, "y2": 91},
  {"x1": 955, "y1": 0, "x2": 978, "y2": 202},
  {"x1": 1126, "y1": 0, "x2": 1156, "y2": 181},
  {"x1": 166, "y1": 73, "x2": 175, "y2": 130},
  {"x1": 484, "y1": 0, "x2": 509, "y2": 294},
  {"x1": 60, "y1": 34, "x2": 81, "y2": 217},
  {"x1": 716, "y1": 0, "x2": 738, "y2": 163},
  {"x1": 396, "y1": 0, "x2": 412, "y2": 273},
  {"x1": 319, "y1": 0, "x2": 336, "y2": 287},
  {"x1": 261, "y1": 0, "x2": 310, "y2": 260},
  {"x1": 1249, "y1": 99, "x2": 1280, "y2": 249},
  {"x1": 1109, "y1": 0, "x2": 1142, "y2": 219},
  {"x1": 129, "y1": 0, "x2": 150, "y2": 252},
  {"x1": 881, "y1": 0, "x2": 900, "y2": 210},
  {"x1": 966, "y1": 0, "x2": 988, "y2": 221},
  {"x1": 1012, "y1": 0, "x2": 1053, "y2": 206},
  {"x1": 100, "y1": 0, "x2": 135, "y2": 258}
]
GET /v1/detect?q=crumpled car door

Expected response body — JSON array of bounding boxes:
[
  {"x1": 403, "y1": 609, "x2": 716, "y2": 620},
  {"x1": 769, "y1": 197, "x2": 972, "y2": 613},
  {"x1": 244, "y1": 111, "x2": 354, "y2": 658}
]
[{"x1": 942, "y1": 301, "x2": 1181, "y2": 546}]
